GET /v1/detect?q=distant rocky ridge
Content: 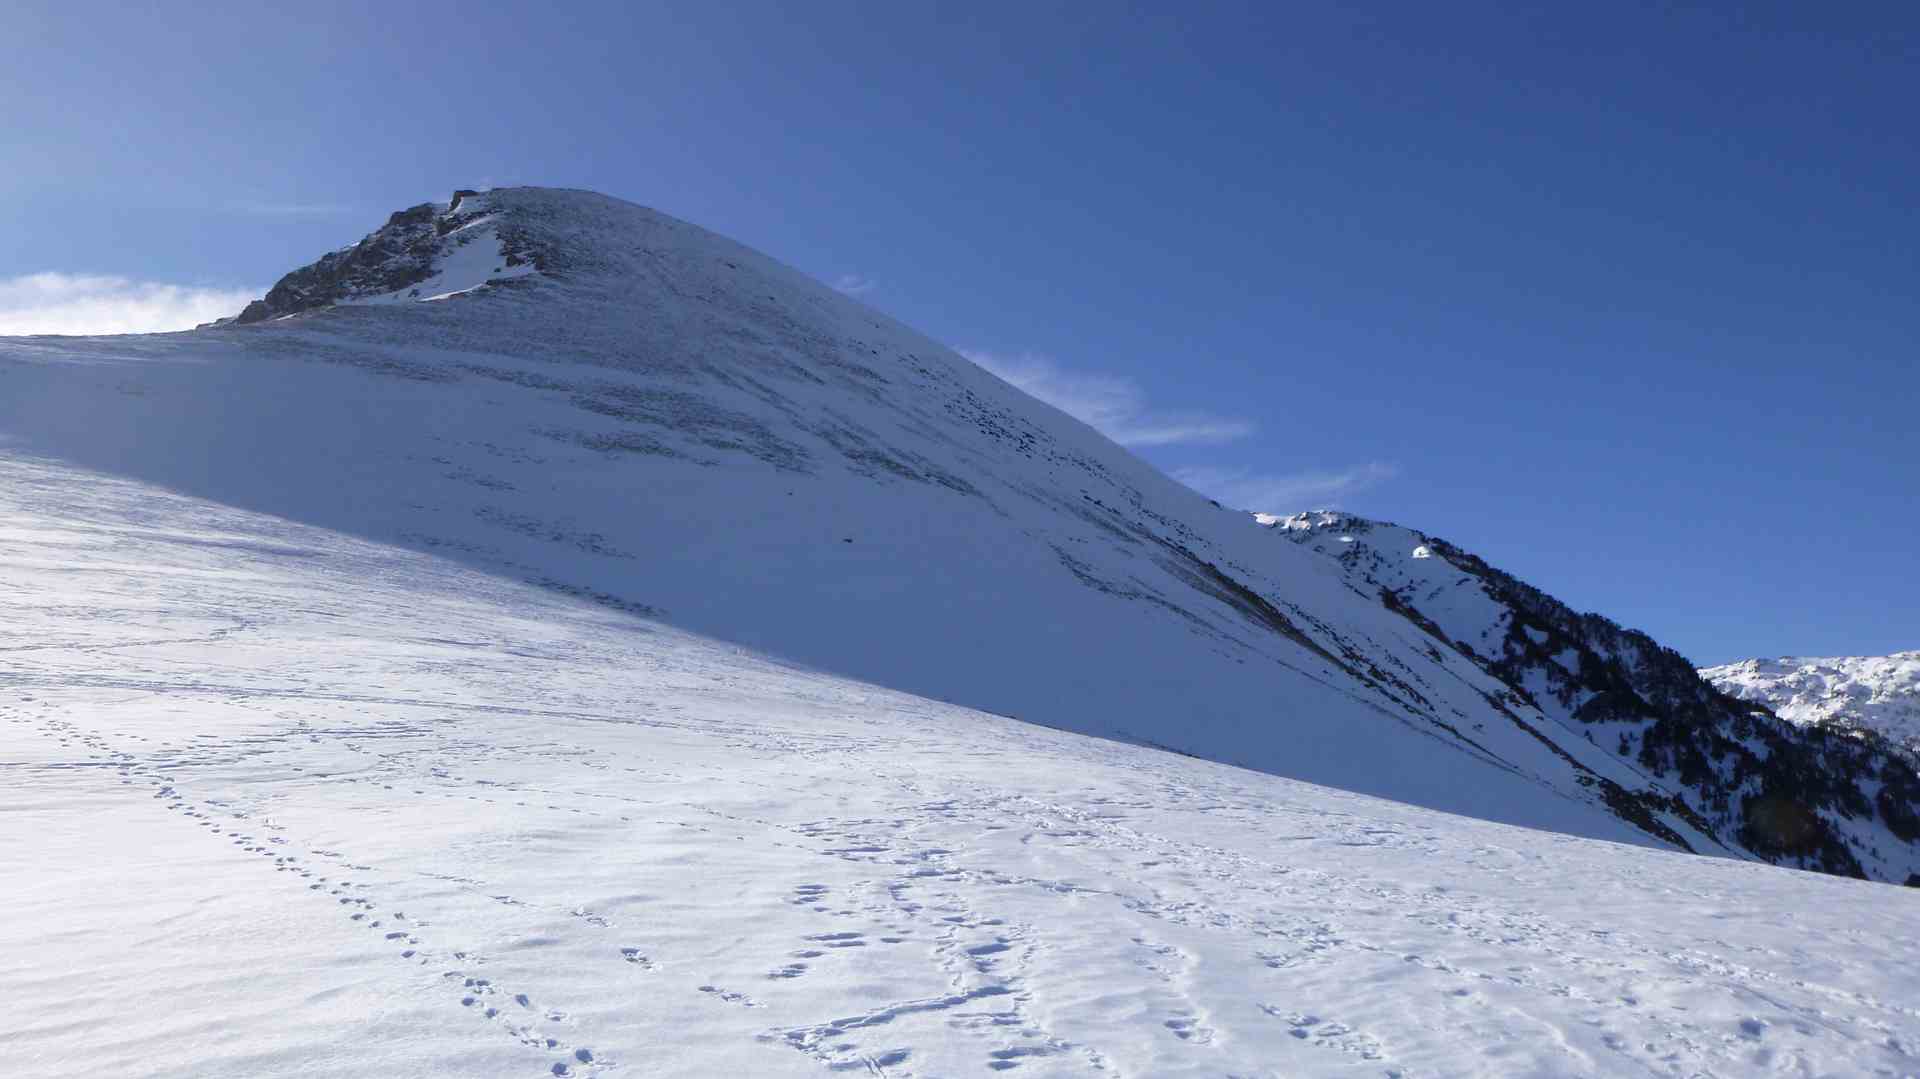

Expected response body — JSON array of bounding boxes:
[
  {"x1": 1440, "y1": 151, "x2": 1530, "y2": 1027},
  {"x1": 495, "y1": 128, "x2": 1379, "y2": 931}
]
[
  {"x1": 1704, "y1": 652, "x2": 1920, "y2": 756},
  {"x1": 1272, "y1": 512, "x2": 1920, "y2": 882}
]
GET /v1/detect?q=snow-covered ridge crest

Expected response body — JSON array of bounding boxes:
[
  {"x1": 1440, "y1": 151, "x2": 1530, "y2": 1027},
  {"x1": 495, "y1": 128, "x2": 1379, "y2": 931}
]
[
  {"x1": 1704, "y1": 652, "x2": 1920, "y2": 754},
  {"x1": 232, "y1": 189, "x2": 540, "y2": 323}
]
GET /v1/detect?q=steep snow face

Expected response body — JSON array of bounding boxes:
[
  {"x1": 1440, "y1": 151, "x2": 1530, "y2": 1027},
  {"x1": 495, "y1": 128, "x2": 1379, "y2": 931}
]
[
  {"x1": 8, "y1": 455, "x2": 1920, "y2": 1078},
  {"x1": 1705, "y1": 653, "x2": 1920, "y2": 753},
  {"x1": 1271, "y1": 512, "x2": 1920, "y2": 883},
  {"x1": 1, "y1": 187, "x2": 1913, "y2": 882}
]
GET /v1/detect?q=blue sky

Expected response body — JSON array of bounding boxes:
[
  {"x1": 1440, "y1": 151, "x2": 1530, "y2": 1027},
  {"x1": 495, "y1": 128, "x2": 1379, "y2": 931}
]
[{"x1": 3, "y1": 2, "x2": 1914, "y2": 665}]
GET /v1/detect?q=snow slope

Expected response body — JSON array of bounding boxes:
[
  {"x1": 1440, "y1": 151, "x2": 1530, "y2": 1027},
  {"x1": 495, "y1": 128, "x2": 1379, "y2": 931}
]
[
  {"x1": 1, "y1": 187, "x2": 1915, "y2": 887},
  {"x1": 1705, "y1": 653, "x2": 1920, "y2": 754},
  {"x1": 8, "y1": 454, "x2": 1920, "y2": 1078}
]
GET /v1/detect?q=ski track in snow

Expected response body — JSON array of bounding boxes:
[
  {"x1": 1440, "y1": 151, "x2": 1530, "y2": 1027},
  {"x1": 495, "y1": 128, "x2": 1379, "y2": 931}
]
[{"x1": 6, "y1": 457, "x2": 1920, "y2": 1077}]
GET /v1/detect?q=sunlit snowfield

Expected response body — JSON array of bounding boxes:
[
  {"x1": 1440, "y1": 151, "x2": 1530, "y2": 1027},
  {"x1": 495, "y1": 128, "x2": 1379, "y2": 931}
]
[{"x1": 6, "y1": 454, "x2": 1920, "y2": 1078}]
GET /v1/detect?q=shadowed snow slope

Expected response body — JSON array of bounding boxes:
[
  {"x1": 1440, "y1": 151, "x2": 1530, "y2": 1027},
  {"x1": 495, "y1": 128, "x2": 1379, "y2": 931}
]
[
  {"x1": 2, "y1": 187, "x2": 1916, "y2": 887},
  {"x1": 6, "y1": 455, "x2": 1920, "y2": 1078}
]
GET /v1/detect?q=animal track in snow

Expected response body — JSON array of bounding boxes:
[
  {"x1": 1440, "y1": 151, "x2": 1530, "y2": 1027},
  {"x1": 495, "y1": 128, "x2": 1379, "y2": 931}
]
[
  {"x1": 52, "y1": 724, "x2": 599, "y2": 1077},
  {"x1": 1264, "y1": 1007, "x2": 1390, "y2": 1064},
  {"x1": 1164, "y1": 1012, "x2": 1216, "y2": 1044},
  {"x1": 987, "y1": 1044, "x2": 1056, "y2": 1071},
  {"x1": 698, "y1": 984, "x2": 761, "y2": 1007},
  {"x1": 805, "y1": 930, "x2": 867, "y2": 948}
]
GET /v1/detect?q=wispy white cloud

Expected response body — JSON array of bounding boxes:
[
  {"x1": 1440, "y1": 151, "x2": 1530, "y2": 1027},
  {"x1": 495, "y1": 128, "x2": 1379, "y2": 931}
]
[
  {"x1": 833, "y1": 274, "x2": 877, "y2": 296},
  {"x1": 962, "y1": 350, "x2": 1255, "y2": 448},
  {"x1": 1172, "y1": 462, "x2": 1399, "y2": 514},
  {"x1": 0, "y1": 273, "x2": 258, "y2": 336}
]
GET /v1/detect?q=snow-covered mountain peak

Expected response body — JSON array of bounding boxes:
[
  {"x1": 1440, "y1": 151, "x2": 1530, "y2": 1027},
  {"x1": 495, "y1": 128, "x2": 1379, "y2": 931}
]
[
  {"x1": 233, "y1": 187, "x2": 881, "y2": 329},
  {"x1": 13, "y1": 186, "x2": 1920, "y2": 1076},
  {"x1": 1703, "y1": 652, "x2": 1920, "y2": 753},
  {"x1": 9, "y1": 187, "x2": 1920, "y2": 885}
]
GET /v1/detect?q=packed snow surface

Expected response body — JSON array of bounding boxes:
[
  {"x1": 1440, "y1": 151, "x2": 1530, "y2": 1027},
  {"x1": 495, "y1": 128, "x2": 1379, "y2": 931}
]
[
  {"x1": 6, "y1": 455, "x2": 1920, "y2": 1078},
  {"x1": 1705, "y1": 652, "x2": 1920, "y2": 753}
]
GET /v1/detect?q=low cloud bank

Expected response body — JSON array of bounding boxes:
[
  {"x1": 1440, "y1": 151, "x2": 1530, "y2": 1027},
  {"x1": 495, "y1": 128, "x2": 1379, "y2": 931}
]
[{"x1": 0, "y1": 273, "x2": 258, "y2": 336}]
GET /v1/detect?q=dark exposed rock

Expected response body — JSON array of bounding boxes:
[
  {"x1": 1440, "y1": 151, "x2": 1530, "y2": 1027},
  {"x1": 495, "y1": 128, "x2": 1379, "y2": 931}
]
[
  {"x1": 234, "y1": 191, "x2": 543, "y2": 324},
  {"x1": 1424, "y1": 533, "x2": 1908, "y2": 879},
  {"x1": 1275, "y1": 511, "x2": 1920, "y2": 881}
]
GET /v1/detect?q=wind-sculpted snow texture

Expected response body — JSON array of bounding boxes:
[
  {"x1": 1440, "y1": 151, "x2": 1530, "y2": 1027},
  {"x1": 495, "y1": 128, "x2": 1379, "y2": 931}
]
[
  {"x1": 1272, "y1": 512, "x2": 1920, "y2": 883},
  {"x1": 1705, "y1": 653, "x2": 1920, "y2": 756},
  {"x1": 2, "y1": 187, "x2": 1915, "y2": 887},
  {"x1": 6, "y1": 457, "x2": 1920, "y2": 1078}
]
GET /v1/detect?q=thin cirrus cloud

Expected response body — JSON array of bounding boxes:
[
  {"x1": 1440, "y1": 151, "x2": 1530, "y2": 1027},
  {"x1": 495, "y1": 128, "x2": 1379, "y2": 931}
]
[
  {"x1": 1171, "y1": 462, "x2": 1400, "y2": 514},
  {"x1": 0, "y1": 273, "x2": 259, "y2": 336},
  {"x1": 832, "y1": 274, "x2": 877, "y2": 296},
  {"x1": 961, "y1": 349, "x2": 1397, "y2": 513},
  {"x1": 961, "y1": 350, "x2": 1255, "y2": 448}
]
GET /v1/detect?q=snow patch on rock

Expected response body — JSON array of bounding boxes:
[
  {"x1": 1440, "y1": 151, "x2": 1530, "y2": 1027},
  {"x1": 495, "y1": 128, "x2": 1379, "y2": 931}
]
[{"x1": 338, "y1": 215, "x2": 534, "y2": 306}]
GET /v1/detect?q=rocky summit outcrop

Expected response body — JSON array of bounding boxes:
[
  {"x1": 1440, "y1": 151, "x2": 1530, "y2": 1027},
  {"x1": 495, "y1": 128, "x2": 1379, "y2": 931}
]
[
  {"x1": 1705, "y1": 652, "x2": 1920, "y2": 756},
  {"x1": 234, "y1": 190, "x2": 542, "y2": 323}
]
